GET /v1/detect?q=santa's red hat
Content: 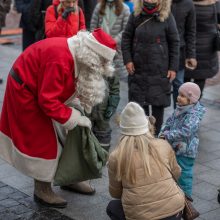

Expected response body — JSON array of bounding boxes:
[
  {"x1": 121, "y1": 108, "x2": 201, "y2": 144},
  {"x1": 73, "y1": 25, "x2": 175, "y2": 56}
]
[{"x1": 84, "y1": 28, "x2": 116, "y2": 61}]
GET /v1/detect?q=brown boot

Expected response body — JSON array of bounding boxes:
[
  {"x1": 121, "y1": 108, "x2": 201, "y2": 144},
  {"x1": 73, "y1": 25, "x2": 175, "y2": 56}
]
[
  {"x1": 34, "y1": 179, "x2": 67, "y2": 208},
  {"x1": 61, "y1": 181, "x2": 96, "y2": 195}
]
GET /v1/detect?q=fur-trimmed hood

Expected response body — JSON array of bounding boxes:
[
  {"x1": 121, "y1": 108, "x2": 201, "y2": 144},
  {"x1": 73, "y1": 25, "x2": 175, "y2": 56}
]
[{"x1": 133, "y1": 0, "x2": 172, "y2": 22}]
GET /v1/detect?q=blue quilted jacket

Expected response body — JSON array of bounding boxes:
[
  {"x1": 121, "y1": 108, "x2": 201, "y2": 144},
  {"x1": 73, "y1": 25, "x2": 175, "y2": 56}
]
[{"x1": 159, "y1": 102, "x2": 206, "y2": 158}]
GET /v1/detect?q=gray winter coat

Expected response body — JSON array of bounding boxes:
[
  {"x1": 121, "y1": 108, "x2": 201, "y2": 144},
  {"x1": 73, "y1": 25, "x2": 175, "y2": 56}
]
[
  {"x1": 0, "y1": 0, "x2": 11, "y2": 28},
  {"x1": 90, "y1": 3, "x2": 130, "y2": 46}
]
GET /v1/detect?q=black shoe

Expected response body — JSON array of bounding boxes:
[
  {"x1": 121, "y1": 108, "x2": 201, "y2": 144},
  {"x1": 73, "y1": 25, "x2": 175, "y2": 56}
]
[
  {"x1": 34, "y1": 194, "x2": 67, "y2": 208},
  {"x1": 0, "y1": 78, "x2": 3, "y2": 84}
]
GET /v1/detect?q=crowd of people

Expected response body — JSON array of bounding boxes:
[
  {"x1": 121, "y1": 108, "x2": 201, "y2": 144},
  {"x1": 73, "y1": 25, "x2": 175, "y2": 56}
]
[{"x1": 0, "y1": 0, "x2": 220, "y2": 219}]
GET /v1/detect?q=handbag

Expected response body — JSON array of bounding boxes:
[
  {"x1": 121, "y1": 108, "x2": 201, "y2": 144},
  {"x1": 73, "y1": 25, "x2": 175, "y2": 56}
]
[
  {"x1": 183, "y1": 194, "x2": 200, "y2": 220},
  {"x1": 165, "y1": 164, "x2": 200, "y2": 220}
]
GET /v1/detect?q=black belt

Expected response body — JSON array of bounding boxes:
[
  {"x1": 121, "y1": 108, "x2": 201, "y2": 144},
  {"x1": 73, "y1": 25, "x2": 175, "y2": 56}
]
[{"x1": 9, "y1": 68, "x2": 31, "y2": 91}]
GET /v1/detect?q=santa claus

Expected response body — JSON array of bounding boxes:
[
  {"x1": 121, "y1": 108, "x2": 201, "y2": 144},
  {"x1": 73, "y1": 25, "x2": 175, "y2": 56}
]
[{"x1": 0, "y1": 28, "x2": 116, "y2": 208}]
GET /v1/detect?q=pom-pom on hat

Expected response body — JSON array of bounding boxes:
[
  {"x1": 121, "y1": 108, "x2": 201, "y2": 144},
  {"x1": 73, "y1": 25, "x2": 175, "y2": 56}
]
[
  {"x1": 179, "y1": 82, "x2": 201, "y2": 104},
  {"x1": 84, "y1": 28, "x2": 116, "y2": 61},
  {"x1": 120, "y1": 102, "x2": 149, "y2": 136}
]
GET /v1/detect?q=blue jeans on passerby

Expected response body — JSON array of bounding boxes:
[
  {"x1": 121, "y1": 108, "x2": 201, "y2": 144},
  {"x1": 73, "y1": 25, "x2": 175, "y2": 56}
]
[
  {"x1": 176, "y1": 156, "x2": 195, "y2": 197},
  {"x1": 172, "y1": 69, "x2": 184, "y2": 109}
]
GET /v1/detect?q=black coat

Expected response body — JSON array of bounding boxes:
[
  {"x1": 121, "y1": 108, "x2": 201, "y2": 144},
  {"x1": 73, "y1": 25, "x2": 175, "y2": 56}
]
[
  {"x1": 171, "y1": 0, "x2": 196, "y2": 70},
  {"x1": 122, "y1": 13, "x2": 180, "y2": 107},
  {"x1": 15, "y1": 0, "x2": 42, "y2": 32},
  {"x1": 185, "y1": 2, "x2": 220, "y2": 79},
  {"x1": 78, "y1": 0, "x2": 97, "y2": 29}
]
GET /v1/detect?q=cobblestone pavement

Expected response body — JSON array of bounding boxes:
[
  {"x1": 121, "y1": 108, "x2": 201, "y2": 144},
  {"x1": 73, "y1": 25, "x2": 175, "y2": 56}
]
[{"x1": 0, "y1": 181, "x2": 73, "y2": 220}]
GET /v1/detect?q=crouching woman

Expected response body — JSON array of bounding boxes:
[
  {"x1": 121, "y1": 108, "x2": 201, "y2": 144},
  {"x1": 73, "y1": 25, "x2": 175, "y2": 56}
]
[{"x1": 106, "y1": 102, "x2": 185, "y2": 220}]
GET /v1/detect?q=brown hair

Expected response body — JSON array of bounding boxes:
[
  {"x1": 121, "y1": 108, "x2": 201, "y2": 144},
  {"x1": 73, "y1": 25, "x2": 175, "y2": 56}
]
[{"x1": 99, "y1": 0, "x2": 124, "y2": 16}]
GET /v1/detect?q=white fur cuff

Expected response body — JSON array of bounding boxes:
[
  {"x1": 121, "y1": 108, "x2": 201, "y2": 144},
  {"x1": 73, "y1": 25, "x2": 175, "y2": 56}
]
[{"x1": 62, "y1": 108, "x2": 81, "y2": 130}]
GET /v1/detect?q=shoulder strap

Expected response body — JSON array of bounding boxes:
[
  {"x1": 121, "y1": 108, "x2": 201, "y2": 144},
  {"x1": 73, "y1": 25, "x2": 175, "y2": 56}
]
[{"x1": 136, "y1": 17, "x2": 153, "y2": 30}]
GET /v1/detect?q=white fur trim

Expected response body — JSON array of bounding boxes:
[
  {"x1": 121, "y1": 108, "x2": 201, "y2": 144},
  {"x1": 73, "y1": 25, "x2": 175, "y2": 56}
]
[
  {"x1": 62, "y1": 107, "x2": 81, "y2": 130},
  {"x1": 0, "y1": 132, "x2": 62, "y2": 182},
  {"x1": 67, "y1": 37, "x2": 79, "y2": 78},
  {"x1": 84, "y1": 34, "x2": 116, "y2": 61}
]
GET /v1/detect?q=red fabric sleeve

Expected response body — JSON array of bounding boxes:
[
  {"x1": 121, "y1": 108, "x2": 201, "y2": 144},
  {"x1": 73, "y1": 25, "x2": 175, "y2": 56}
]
[{"x1": 37, "y1": 62, "x2": 72, "y2": 124}]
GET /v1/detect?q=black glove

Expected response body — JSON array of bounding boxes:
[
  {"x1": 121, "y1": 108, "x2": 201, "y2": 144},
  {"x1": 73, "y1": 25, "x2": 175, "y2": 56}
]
[{"x1": 62, "y1": 7, "x2": 75, "y2": 20}]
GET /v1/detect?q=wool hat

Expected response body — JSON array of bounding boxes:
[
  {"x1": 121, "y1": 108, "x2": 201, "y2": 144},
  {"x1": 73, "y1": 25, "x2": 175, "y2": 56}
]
[
  {"x1": 120, "y1": 102, "x2": 149, "y2": 136},
  {"x1": 178, "y1": 82, "x2": 201, "y2": 104},
  {"x1": 84, "y1": 28, "x2": 116, "y2": 61}
]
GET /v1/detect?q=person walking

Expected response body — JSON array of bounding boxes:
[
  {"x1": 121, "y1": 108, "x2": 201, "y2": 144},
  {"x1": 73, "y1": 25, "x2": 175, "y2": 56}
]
[
  {"x1": 0, "y1": 28, "x2": 116, "y2": 208},
  {"x1": 121, "y1": 0, "x2": 180, "y2": 135},
  {"x1": 159, "y1": 82, "x2": 206, "y2": 197},
  {"x1": 184, "y1": 0, "x2": 220, "y2": 95},
  {"x1": 107, "y1": 102, "x2": 185, "y2": 220},
  {"x1": 171, "y1": 0, "x2": 197, "y2": 109},
  {"x1": 45, "y1": 0, "x2": 86, "y2": 38},
  {"x1": 90, "y1": 0, "x2": 130, "y2": 151}
]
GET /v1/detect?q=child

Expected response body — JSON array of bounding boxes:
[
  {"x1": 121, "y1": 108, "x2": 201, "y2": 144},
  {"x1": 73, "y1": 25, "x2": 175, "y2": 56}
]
[
  {"x1": 159, "y1": 82, "x2": 206, "y2": 197},
  {"x1": 107, "y1": 102, "x2": 185, "y2": 220}
]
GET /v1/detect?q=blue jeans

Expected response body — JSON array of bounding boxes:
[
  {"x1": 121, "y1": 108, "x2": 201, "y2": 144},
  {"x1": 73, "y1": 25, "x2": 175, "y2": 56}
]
[
  {"x1": 172, "y1": 69, "x2": 184, "y2": 109},
  {"x1": 176, "y1": 156, "x2": 195, "y2": 197}
]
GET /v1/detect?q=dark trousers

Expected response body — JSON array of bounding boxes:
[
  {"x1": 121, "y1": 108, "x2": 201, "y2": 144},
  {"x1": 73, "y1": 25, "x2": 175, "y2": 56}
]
[
  {"x1": 22, "y1": 28, "x2": 36, "y2": 51},
  {"x1": 107, "y1": 200, "x2": 182, "y2": 220},
  {"x1": 143, "y1": 105, "x2": 164, "y2": 136},
  {"x1": 184, "y1": 78, "x2": 206, "y2": 97}
]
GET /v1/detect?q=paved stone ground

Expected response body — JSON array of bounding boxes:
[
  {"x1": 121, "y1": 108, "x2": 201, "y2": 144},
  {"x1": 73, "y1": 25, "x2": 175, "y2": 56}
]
[
  {"x1": 1, "y1": 13, "x2": 220, "y2": 218},
  {"x1": 0, "y1": 181, "x2": 72, "y2": 220}
]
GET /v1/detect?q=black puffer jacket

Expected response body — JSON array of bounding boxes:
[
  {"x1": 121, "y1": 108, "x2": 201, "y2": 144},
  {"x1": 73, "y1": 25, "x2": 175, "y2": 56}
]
[
  {"x1": 185, "y1": 1, "x2": 220, "y2": 79},
  {"x1": 122, "y1": 13, "x2": 179, "y2": 107},
  {"x1": 171, "y1": 0, "x2": 196, "y2": 69}
]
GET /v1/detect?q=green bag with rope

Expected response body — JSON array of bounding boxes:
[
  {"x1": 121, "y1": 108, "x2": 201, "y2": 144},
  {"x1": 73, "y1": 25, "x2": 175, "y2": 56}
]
[{"x1": 54, "y1": 109, "x2": 108, "y2": 186}]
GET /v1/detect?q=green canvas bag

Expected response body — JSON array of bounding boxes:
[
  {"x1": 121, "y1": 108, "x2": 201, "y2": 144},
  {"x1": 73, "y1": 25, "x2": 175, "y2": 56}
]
[{"x1": 54, "y1": 125, "x2": 108, "y2": 186}]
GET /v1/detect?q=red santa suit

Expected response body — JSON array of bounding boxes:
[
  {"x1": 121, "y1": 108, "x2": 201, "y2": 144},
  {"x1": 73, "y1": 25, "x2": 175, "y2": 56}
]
[
  {"x1": 45, "y1": 0, "x2": 86, "y2": 38},
  {"x1": 0, "y1": 37, "x2": 77, "y2": 181},
  {"x1": 0, "y1": 29, "x2": 116, "y2": 182}
]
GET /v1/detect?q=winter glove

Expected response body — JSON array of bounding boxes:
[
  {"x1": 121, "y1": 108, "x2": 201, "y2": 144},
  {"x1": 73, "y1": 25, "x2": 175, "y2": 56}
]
[
  {"x1": 77, "y1": 115, "x2": 92, "y2": 129},
  {"x1": 63, "y1": 108, "x2": 92, "y2": 130},
  {"x1": 104, "y1": 95, "x2": 120, "y2": 120},
  {"x1": 62, "y1": 7, "x2": 75, "y2": 20}
]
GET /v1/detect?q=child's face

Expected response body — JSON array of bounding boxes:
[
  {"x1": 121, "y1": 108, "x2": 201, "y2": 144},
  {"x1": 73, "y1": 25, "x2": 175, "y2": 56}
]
[{"x1": 177, "y1": 92, "x2": 190, "y2": 106}]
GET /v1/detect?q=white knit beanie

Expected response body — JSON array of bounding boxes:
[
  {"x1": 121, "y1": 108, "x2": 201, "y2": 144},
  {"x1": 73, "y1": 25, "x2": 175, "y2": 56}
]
[{"x1": 120, "y1": 102, "x2": 149, "y2": 136}]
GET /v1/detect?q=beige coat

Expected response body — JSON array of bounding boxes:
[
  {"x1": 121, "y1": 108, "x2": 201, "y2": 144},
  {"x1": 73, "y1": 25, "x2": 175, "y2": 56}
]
[{"x1": 108, "y1": 139, "x2": 185, "y2": 220}]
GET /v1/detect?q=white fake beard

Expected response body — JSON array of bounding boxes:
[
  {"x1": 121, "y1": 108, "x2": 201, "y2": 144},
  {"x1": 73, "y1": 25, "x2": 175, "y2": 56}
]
[
  {"x1": 73, "y1": 34, "x2": 115, "y2": 113},
  {"x1": 76, "y1": 68, "x2": 108, "y2": 114}
]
